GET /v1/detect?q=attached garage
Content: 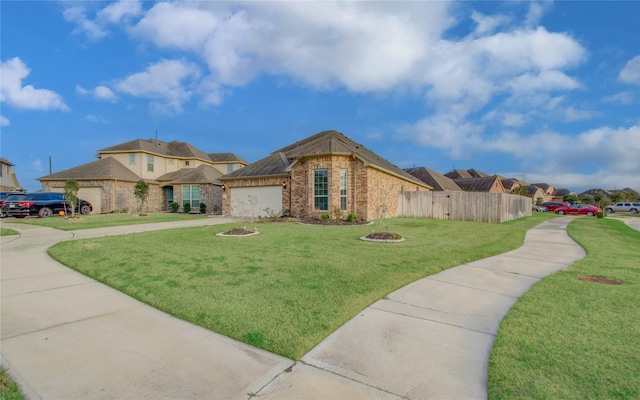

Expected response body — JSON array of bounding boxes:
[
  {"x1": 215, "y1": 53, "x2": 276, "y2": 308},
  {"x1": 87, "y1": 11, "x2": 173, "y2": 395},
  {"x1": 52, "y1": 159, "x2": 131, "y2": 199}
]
[
  {"x1": 230, "y1": 186, "x2": 282, "y2": 218},
  {"x1": 51, "y1": 187, "x2": 103, "y2": 215}
]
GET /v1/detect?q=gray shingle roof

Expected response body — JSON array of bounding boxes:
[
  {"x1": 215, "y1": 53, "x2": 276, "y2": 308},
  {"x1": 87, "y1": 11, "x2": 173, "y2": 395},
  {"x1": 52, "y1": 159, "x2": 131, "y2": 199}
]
[
  {"x1": 445, "y1": 169, "x2": 474, "y2": 180},
  {"x1": 208, "y1": 153, "x2": 248, "y2": 164},
  {"x1": 454, "y1": 176, "x2": 502, "y2": 192},
  {"x1": 467, "y1": 168, "x2": 489, "y2": 178},
  {"x1": 99, "y1": 139, "x2": 212, "y2": 161},
  {"x1": 38, "y1": 157, "x2": 141, "y2": 182},
  {"x1": 157, "y1": 165, "x2": 223, "y2": 185},
  {"x1": 403, "y1": 167, "x2": 457, "y2": 191},
  {"x1": 222, "y1": 130, "x2": 428, "y2": 187}
]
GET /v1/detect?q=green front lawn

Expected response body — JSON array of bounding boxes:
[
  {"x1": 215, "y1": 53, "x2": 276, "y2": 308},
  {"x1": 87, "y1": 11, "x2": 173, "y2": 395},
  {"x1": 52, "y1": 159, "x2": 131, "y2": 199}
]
[
  {"x1": 5, "y1": 212, "x2": 208, "y2": 231},
  {"x1": 489, "y1": 217, "x2": 640, "y2": 399},
  {"x1": 48, "y1": 214, "x2": 553, "y2": 359}
]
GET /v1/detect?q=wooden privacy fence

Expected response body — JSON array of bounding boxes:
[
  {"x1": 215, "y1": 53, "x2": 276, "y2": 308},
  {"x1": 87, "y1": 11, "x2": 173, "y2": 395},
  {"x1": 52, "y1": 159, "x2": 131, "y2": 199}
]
[{"x1": 398, "y1": 191, "x2": 532, "y2": 223}]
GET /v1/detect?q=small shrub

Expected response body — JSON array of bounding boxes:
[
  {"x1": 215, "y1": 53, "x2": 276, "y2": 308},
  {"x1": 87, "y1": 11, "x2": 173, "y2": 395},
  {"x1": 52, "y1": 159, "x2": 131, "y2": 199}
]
[
  {"x1": 321, "y1": 213, "x2": 330, "y2": 221},
  {"x1": 347, "y1": 211, "x2": 358, "y2": 222},
  {"x1": 597, "y1": 211, "x2": 604, "y2": 219},
  {"x1": 199, "y1": 203, "x2": 206, "y2": 214},
  {"x1": 183, "y1": 203, "x2": 191, "y2": 213},
  {"x1": 332, "y1": 207, "x2": 343, "y2": 220},
  {"x1": 169, "y1": 202, "x2": 179, "y2": 213}
]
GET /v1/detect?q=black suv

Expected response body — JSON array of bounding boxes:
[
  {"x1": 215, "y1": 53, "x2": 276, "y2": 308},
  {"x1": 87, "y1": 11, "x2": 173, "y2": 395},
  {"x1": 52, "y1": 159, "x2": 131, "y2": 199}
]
[
  {"x1": 0, "y1": 191, "x2": 26, "y2": 217},
  {"x1": 2, "y1": 192, "x2": 92, "y2": 218}
]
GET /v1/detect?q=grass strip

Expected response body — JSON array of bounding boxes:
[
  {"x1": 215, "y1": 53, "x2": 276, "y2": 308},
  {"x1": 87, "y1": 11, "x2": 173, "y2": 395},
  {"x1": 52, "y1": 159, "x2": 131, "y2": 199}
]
[
  {"x1": 49, "y1": 215, "x2": 552, "y2": 359},
  {"x1": 0, "y1": 369, "x2": 24, "y2": 400},
  {"x1": 0, "y1": 227, "x2": 19, "y2": 236},
  {"x1": 489, "y1": 217, "x2": 640, "y2": 399}
]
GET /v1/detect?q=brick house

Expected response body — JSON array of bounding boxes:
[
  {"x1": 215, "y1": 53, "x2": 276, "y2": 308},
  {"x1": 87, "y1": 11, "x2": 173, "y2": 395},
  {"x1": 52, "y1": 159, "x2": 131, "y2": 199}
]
[
  {"x1": 0, "y1": 158, "x2": 24, "y2": 191},
  {"x1": 220, "y1": 130, "x2": 432, "y2": 220},
  {"x1": 38, "y1": 139, "x2": 247, "y2": 214}
]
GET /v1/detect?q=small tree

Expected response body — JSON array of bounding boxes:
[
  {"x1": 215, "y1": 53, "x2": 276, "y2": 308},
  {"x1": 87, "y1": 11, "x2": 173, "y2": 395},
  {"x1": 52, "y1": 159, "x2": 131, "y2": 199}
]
[
  {"x1": 563, "y1": 194, "x2": 579, "y2": 204},
  {"x1": 580, "y1": 194, "x2": 594, "y2": 205},
  {"x1": 134, "y1": 180, "x2": 149, "y2": 216},
  {"x1": 64, "y1": 179, "x2": 79, "y2": 218},
  {"x1": 610, "y1": 192, "x2": 624, "y2": 204}
]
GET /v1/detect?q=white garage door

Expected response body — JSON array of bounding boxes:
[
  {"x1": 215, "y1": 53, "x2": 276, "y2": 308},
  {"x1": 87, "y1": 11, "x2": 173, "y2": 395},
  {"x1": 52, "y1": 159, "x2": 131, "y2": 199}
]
[
  {"x1": 51, "y1": 187, "x2": 102, "y2": 215},
  {"x1": 230, "y1": 186, "x2": 282, "y2": 218}
]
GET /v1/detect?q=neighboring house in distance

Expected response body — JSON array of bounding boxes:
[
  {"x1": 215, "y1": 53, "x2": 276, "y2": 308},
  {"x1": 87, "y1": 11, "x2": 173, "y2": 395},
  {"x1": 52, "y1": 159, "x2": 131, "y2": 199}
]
[
  {"x1": 404, "y1": 167, "x2": 462, "y2": 191},
  {"x1": 453, "y1": 175, "x2": 506, "y2": 193},
  {"x1": 444, "y1": 169, "x2": 474, "y2": 180},
  {"x1": 220, "y1": 130, "x2": 432, "y2": 220},
  {"x1": 501, "y1": 178, "x2": 524, "y2": 193},
  {"x1": 531, "y1": 183, "x2": 556, "y2": 196},
  {"x1": 466, "y1": 168, "x2": 489, "y2": 178},
  {"x1": 39, "y1": 139, "x2": 248, "y2": 214},
  {"x1": 0, "y1": 158, "x2": 24, "y2": 191}
]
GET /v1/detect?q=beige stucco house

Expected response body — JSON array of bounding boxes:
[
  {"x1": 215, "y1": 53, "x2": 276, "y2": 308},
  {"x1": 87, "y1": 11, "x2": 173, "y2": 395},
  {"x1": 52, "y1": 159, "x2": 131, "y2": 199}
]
[
  {"x1": 0, "y1": 158, "x2": 24, "y2": 191},
  {"x1": 220, "y1": 130, "x2": 432, "y2": 220},
  {"x1": 38, "y1": 139, "x2": 247, "y2": 214}
]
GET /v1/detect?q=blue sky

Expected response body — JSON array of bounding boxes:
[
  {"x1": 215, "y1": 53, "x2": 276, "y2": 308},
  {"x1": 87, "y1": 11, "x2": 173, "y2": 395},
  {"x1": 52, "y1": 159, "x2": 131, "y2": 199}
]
[{"x1": 1, "y1": 1, "x2": 639, "y2": 193}]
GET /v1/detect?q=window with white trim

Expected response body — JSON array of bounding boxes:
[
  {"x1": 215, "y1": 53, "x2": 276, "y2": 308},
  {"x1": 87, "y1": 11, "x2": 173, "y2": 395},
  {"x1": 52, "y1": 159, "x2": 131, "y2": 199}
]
[
  {"x1": 314, "y1": 169, "x2": 328, "y2": 211},
  {"x1": 339, "y1": 169, "x2": 347, "y2": 211},
  {"x1": 182, "y1": 185, "x2": 200, "y2": 208},
  {"x1": 129, "y1": 154, "x2": 136, "y2": 164},
  {"x1": 147, "y1": 155, "x2": 154, "y2": 172}
]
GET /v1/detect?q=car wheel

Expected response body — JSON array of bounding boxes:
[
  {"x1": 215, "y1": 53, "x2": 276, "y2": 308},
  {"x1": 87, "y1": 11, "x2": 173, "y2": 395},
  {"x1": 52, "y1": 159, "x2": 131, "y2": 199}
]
[
  {"x1": 631, "y1": 209, "x2": 638, "y2": 214},
  {"x1": 80, "y1": 204, "x2": 91, "y2": 215},
  {"x1": 586, "y1": 211, "x2": 594, "y2": 216},
  {"x1": 557, "y1": 210, "x2": 565, "y2": 215},
  {"x1": 38, "y1": 207, "x2": 53, "y2": 218},
  {"x1": 605, "y1": 208, "x2": 613, "y2": 213}
]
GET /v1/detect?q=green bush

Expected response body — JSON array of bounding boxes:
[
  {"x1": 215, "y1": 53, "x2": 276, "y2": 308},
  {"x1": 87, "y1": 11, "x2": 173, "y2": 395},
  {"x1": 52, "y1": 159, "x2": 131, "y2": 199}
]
[
  {"x1": 199, "y1": 203, "x2": 206, "y2": 214},
  {"x1": 321, "y1": 213, "x2": 330, "y2": 221},
  {"x1": 169, "y1": 202, "x2": 179, "y2": 213},
  {"x1": 347, "y1": 211, "x2": 358, "y2": 222},
  {"x1": 183, "y1": 203, "x2": 191, "y2": 213}
]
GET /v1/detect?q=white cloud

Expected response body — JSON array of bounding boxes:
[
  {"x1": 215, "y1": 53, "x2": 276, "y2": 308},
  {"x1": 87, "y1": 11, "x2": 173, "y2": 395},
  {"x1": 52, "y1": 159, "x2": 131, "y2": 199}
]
[
  {"x1": 98, "y1": 0, "x2": 142, "y2": 24},
  {"x1": 0, "y1": 57, "x2": 69, "y2": 111},
  {"x1": 0, "y1": 115, "x2": 9, "y2": 126},
  {"x1": 619, "y1": 55, "x2": 640, "y2": 84},
  {"x1": 63, "y1": 6, "x2": 108, "y2": 41},
  {"x1": 114, "y1": 59, "x2": 200, "y2": 113},
  {"x1": 85, "y1": 114, "x2": 110, "y2": 124},
  {"x1": 563, "y1": 107, "x2": 595, "y2": 122},
  {"x1": 76, "y1": 85, "x2": 117, "y2": 102},
  {"x1": 525, "y1": 0, "x2": 553, "y2": 27},
  {"x1": 602, "y1": 91, "x2": 634, "y2": 104},
  {"x1": 471, "y1": 11, "x2": 510, "y2": 35}
]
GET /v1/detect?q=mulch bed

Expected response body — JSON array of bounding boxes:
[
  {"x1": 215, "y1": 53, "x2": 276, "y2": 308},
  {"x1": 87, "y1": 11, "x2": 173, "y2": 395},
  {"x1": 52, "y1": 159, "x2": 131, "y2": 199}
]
[
  {"x1": 223, "y1": 228, "x2": 256, "y2": 235},
  {"x1": 578, "y1": 276, "x2": 623, "y2": 285},
  {"x1": 366, "y1": 232, "x2": 403, "y2": 240}
]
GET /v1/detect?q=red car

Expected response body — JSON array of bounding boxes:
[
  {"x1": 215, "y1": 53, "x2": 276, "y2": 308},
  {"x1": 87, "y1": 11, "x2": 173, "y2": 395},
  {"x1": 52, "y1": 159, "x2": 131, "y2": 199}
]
[
  {"x1": 554, "y1": 204, "x2": 601, "y2": 216},
  {"x1": 542, "y1": 201, "x2": 569, "y2": 212}
]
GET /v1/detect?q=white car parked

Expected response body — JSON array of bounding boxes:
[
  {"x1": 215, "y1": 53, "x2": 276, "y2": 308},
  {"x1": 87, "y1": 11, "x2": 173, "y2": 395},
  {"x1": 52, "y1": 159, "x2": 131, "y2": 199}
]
[{"x1": 605, "y1": 202, "x2": 640, "y2": 214}]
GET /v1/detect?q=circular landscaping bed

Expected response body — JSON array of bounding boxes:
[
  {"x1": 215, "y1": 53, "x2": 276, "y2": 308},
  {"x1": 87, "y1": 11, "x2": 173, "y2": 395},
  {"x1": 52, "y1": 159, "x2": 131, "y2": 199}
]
[
  {"x1": 359, "y1": 232, "x2": 405, "y2": 243},
  {"x1": 216, "y1": 227, "x2": 260, "y2": 237}
]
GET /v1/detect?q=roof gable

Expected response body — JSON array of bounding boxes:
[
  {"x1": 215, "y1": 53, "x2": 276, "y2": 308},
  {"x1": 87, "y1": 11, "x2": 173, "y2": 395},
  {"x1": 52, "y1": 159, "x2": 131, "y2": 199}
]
[
  {"x1": 445, "y1": 169, "x2": 473, "y2": 180},
  {"x1": 157, "y1": 165, "x2": 223, "y2": 184},
  {"x1": 454, "y1": 176, "x2": 503, "y2": 192},
  {"x1": 404, "y1": 167, "x2": 458, "y2": 191},
  {"x1": 38, "y1": 157, "x2": 141, "y2": 182},
  {"x1": 99, "y1": 139, "x2": 211, "y2": 161}
]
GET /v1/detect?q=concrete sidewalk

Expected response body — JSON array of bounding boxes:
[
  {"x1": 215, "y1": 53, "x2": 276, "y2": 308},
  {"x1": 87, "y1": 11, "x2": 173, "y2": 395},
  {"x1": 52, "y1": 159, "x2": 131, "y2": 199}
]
[{"x1": 1, "y1": 217, "x2": 585, "y2": 399}]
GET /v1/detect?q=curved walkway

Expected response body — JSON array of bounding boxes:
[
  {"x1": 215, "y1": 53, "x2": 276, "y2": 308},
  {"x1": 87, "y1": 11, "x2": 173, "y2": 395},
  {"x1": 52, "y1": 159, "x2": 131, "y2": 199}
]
[{"x1": 1, "y1": 217, "x2": 585, "y2": 399}]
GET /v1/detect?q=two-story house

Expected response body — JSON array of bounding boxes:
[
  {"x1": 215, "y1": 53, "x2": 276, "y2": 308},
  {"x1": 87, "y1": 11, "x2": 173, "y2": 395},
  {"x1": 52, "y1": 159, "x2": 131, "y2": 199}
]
[{"x1": 38, "y1": 139, "x2": 247, "y2": 214}]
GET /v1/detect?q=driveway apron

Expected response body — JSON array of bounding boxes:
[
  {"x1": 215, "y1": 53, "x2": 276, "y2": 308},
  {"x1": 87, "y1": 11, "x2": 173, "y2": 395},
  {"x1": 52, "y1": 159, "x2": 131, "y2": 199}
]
[
  {"x1": 1, "y1": 218, "x2": 292, "y2": 400},
  {"x1": 2, "y1": 217, "x2": 586, "y2": 399}
]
